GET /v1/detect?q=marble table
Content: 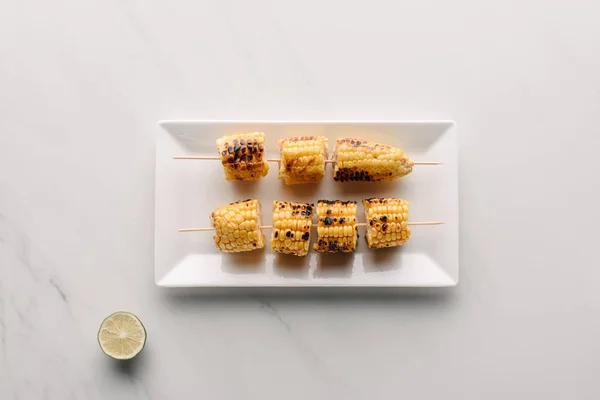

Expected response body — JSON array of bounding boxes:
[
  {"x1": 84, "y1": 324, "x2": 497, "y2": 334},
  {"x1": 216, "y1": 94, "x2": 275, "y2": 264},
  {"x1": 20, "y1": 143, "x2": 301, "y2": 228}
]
[{"x1": 1, "y1": 1, "x2": 599, "y2": 399}]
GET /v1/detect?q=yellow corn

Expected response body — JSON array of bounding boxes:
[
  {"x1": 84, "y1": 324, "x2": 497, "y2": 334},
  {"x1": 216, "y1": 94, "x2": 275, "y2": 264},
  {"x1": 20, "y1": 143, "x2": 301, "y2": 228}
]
[
  {"x1": 277, "y1": 136, "x2": 328, "y2": 185},
  {"x1": 332, "y1": 138, "x2": 413, "y2": 182},
  {"x1": 210, "y1": 199, "x2": 265, "y2": 253},
  {"x1": 362, "y1": 198, "x2": 411, "y2": 249},
  {"x1": 216, "y1": 132, "x2": 269, "y2": 181},
  {"x1": 270, "y1": 201, "x2": 314, "y2": 256},
  {"x1": 313, "y1": 200, "x2": 358, "y2": 253}
]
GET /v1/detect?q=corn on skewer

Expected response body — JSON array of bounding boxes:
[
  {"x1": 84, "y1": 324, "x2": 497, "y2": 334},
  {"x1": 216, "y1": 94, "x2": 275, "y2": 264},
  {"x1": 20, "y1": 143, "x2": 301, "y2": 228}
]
[
  {"x1": 332, "y1": 138, "x2": 414, "y2": 182},
  {"x1": 174, "y1": 156, "x2": 441, "y2": 166},
  {"x1": 179, "y1": 221, "x2": 443, "y2": 232},
  {"x1": 271, "y1": 201, "x2": 314, "y2": 256},
  {"x1": 175, "y1": 133, "x2": 442, "y2": 184},
  {"x1": 216, "y1": 132, "x2": 269, "y2": 181},
  {"x1": 313, "y1": 200, "x2": 359, "y2": 253},
  {"x1": 209, "y1": 199, "x2": 266, "y2": 253},
  {"x1": 190, "y1": 198, "x2": 443, "y2": 254},
  {"x1": 277, "y1": 136, "x2": 328, "y2": 185},
  {"x1": 362, "y1": 197, "x2": 412, "y2": 249}
]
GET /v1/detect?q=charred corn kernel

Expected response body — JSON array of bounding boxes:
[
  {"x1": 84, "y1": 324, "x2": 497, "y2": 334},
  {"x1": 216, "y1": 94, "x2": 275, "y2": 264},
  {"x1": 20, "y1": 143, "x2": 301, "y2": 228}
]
[
  {"x1": 270, "y1": 201, "x2": 314, "y2": 256},
  {"x1": 277, "y1": 136, "x2": 328, "y2": 185},
  {"x1": 313, "y1": 200, "x2": 358, "y2": 253},
  {"x1": 332, "y1": 138, "x2": 413, "y2": 182},
  {"x1": 362, "y1": 198, "x2": 411, "y2": 249},
  {"x1": 210, "y1": 199, "x2": 265, "y2": 253},
  {"x1": 216, "y1": 132, "x2": 269, "y2": 181}
]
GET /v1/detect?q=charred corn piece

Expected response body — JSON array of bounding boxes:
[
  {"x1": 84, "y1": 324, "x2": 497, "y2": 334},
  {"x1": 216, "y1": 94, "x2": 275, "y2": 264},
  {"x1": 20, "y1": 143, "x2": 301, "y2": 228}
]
[
  {"x1": 313, "y1": 200, "x2": 358, "y2": 253},
  {"x1": 216, "y1": 132, "x2": 269, "y2": 181},
  {"x1": 332, "y1": 138, "x2": 413, "y2": 182},
  {"x1": 277, "y1": 136, "x2": 328, "y2": 185},
  {"x1": 210, "y1": 199, "x2": 265, "y2": 253},
  {"x1": 362, "y1": 198, "x2": 411, "y2": 249},
  {"x1": 270, "y1": 201, "x2": 314, "y2": 256}
]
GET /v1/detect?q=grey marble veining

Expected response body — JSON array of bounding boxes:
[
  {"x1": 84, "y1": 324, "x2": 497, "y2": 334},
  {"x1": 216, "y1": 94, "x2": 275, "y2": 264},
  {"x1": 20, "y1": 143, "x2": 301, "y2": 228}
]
[{"x1": 1, "y1": 0, "x2": 600, "y2": 399}]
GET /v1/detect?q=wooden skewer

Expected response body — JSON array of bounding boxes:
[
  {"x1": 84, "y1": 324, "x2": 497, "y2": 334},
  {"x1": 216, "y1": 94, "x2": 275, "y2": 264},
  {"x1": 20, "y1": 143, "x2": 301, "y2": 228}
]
[
  {"x1": 172, "y1": 156, "x2": 443, "y2": 165},
  {"x1": 178, "y1": 221, "x2": 444, "y2": 233}
]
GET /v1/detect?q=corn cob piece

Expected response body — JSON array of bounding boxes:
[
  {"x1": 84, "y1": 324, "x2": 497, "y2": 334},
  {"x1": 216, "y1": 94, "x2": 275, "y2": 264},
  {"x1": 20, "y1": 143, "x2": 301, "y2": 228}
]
[
  {"x1": 210, "y1": 199, "x2": 265, "y2": 253},
  {"x1": 362, "y1": 198, "x2": 411, "y2": 249},
  {"x1": 216, "y1": 132, "x2": 269, "y2": 181},
  {"x1": 313, "y1": 200, "x2": 358, "y2": 253},
  {"x1": 271, "y1": 201, "x2": 314, "y2": 256},
  {"x1": 332, "y1": 138, "x2": 414, "y2": 182},
  {"x1": 277, "y1": 136, "x2": 328, "y2": 185}
]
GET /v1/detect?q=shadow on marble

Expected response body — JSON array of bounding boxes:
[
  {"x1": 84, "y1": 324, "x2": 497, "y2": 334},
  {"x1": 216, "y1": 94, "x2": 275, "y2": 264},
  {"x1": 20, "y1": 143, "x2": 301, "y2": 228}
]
[
  {"x1": 158, "y1": 287, "x2": 459, "y2": 327},
  {"x1": 159, "y1": 286, "x2": 457, "y2": 306},
  {"x1": 105, "y1": 347, "x2": 146, "y2": 376}
]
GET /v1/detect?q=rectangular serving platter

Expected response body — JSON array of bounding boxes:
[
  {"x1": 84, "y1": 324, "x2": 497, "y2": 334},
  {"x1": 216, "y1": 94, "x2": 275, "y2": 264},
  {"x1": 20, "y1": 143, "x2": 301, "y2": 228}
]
[{"x1": 155, "y1": 120, "x2": 458, "y2": 287}]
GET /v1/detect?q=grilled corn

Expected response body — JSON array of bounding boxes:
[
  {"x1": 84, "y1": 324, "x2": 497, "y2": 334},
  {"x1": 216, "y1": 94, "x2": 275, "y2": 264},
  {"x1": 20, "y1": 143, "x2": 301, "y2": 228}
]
[
  {"x1": 362, "y1": 197, "x2": 411, "y2": 249},
  {"x1": 332, "y1": 138, "x2": 413, "y2": 182},
  {"x1": 217, "y1": 132, "x2": 269, "y2": 181},
  {"x1": 271, "y1": 201, "x2": 314, "y2": 256},
  {"x1": 277, "y1": 136, "x2": 328, "y2": 185},
  {"x1": 313, "y1": 200, "x2": 358, "y2": 253},
  {"x1": 210, "y1": 199, "x2": 265, "y2": 253}
]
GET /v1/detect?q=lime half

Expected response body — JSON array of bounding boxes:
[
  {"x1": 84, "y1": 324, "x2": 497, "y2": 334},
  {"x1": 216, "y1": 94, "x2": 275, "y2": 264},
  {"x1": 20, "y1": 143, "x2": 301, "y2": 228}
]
[{"x1": 98, "y1": 312, "x2": 146, "y2": 360}]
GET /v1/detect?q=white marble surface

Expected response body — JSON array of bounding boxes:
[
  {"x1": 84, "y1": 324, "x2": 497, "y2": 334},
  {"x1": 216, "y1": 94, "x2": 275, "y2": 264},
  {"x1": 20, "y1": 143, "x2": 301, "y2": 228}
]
[{"x1": 1, "y1": 0, "x2": 599, "y2": 399}]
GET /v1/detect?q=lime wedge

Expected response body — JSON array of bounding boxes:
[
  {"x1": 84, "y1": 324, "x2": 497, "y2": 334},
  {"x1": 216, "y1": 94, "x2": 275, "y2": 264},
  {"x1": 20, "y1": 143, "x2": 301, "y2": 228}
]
[{"x1": 98, "y1": 312, "x2": 146, "y2": 360}]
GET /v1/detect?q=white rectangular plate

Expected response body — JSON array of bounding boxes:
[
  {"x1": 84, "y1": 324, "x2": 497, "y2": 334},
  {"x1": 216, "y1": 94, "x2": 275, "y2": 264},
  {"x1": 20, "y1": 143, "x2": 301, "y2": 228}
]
[{"x1": 155, "y1": 121, "x2": 458, "y2": 287}]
